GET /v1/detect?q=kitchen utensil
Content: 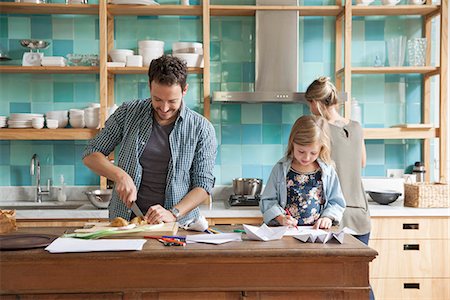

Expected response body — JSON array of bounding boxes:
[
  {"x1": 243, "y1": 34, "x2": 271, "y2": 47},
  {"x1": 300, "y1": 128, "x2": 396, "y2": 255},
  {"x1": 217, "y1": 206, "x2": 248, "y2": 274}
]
[
  {"x1": 232, "y1": 178, "x2": 263, "y2": 196},
  {"x1": 0, "y1": 233, "x2": 58, "y2": 251},
  {"x1": 367, "y1": 190, "x2": 402, "y2": 205},
  {"x1": 20, "y1": 40, "x2": 50, "y2": 67},
  {"x1": 131, "y1": 202, "x2": 144, "y2": 218},
  {"x1": 412, "y1": 161, "x2": 426, "y2": 182},
  {"x1": 407, "y1": 38, "x2": 427, "y2": 66},
  {"x1": 84, "y1": 189, "x2": 112, "y2": 209},
  {"x1": 386, "y1": 36, "x2": 406, "y2": 67},
  {"x1": 0, "y1": 46, "x2": 11, "y2": 61}
]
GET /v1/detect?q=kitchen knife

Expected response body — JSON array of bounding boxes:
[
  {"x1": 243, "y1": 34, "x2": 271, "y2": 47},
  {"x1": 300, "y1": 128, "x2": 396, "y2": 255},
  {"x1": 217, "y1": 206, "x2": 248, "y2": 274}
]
[{"x1": 131, "y1": 202, "x2": 145, "y2": 218}]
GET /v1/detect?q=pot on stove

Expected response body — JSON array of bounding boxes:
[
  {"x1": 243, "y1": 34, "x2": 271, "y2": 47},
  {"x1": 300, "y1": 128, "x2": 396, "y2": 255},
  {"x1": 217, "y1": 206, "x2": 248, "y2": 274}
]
[{"x1": 232, "y1": 178, "x2": 263, "y2": 196}]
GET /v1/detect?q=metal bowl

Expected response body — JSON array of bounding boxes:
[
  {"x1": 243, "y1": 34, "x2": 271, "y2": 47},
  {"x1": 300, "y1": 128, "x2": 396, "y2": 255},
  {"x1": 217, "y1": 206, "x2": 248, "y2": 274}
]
[
  {"x1": 20, "y1": 39, "x2": 50, "y2": 50},
  {"x1": 84, "y1": 189, "x2": 112, "y2": 209},
  {"x1": 232, "y1": 178, "x2": 263, "y2": 196},
  {"x1": 367, "y1": 190, "x2": 401, "y2": 205}
]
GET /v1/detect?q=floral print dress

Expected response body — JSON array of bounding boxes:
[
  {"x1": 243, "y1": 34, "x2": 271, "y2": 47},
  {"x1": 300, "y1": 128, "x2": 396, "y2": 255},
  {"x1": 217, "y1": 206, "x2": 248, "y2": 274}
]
[{"x1": 285, "y1": 167, "x2": 324, "y2": 225}]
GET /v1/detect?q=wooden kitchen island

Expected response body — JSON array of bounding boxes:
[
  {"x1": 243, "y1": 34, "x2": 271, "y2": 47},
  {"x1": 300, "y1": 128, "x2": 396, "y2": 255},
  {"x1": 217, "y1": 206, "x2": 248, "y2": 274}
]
[{"x1": 0, "y1": 227, "x2": 377, "y2": 300}]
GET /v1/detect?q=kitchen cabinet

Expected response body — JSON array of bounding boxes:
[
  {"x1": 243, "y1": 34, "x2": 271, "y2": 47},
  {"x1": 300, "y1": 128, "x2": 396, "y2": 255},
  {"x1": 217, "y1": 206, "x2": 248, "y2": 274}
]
[
  {"x1": 335, "y1": 0, "x2": 447, "y2": 181},
  {"x1": 0, "y1": 1, "x2": 447, "y2": 182},
  {"x1": 369, "y1": 216, "x2": 450, "y2": 300}
]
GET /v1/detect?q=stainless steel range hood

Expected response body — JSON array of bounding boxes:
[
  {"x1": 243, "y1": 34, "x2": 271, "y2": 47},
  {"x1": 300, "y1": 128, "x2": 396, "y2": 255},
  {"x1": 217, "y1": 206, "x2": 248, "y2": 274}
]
[{"x1": 213, "y1": 0, "x2": 305, "y2": 103}]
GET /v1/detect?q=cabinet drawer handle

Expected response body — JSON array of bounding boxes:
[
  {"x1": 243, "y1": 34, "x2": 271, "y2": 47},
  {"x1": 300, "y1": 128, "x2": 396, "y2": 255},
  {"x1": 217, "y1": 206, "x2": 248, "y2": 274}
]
[
  {"x1": 403, "y1": 244, "x2": 420, "y2": 250},
  {"x1": 403, "y1": 223, "x2": 419, "y2": 230},
  {"x1": 404, "y1": 283, "x2": 420, "y2": 289}
]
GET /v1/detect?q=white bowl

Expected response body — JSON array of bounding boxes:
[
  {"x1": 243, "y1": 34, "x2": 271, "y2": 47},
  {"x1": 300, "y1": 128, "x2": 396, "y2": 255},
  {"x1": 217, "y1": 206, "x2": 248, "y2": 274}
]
[
  {"x1": 69, "y1": 117, "x2": 85, "y2": 128},
  {"x1": 172, "y1": 42, "x2": 203, "y2": 54},
  {"x1": 32, "y1": 122, "x2": 44, "y2": 129},
  {"x1": 126, "y1": 55, "x2": 143, "y2": 67},
  {"x1": 139, "y1": 48, "x2": 164, "y2": 66},
  {"x1": 85, "y1": 117, "x2": 99, "y2": 129},
  {"x1": 138, "y1": 40, "x2": 164, "y2": 49},
  {"x1": 46, "y1": 119, "x2": 58, "y2": 129},
  {"x1": 109, "y1": 49, "x2": 134, "y2": 63},
  {"x1": 172, "y1": 53, "x2": 204, "y2": 67}
]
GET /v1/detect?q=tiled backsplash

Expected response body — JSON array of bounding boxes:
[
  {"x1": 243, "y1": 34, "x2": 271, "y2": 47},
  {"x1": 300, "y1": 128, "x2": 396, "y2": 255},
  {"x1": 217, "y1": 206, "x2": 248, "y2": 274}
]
[{"x1": 0, "y1": 1, "x2": 440, "y2": 186}]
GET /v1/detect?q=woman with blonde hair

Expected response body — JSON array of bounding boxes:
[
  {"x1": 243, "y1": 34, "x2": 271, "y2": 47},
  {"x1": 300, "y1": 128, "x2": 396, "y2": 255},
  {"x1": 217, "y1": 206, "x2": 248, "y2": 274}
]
[
  {"x1": 305, "y1": 76, "x2": 370, "y2": 242},
  {"x1": 260, "y1": 115, "x2": 346, "y2": 229}
]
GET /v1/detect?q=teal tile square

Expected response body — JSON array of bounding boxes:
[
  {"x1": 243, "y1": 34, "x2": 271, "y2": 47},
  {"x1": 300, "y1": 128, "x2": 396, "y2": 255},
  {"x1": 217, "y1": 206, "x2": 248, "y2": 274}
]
[
  {"x1": 242, "y1": 165, "x2": 262, "y2": 179},
  {"x1": 262, "y1": 165, "x2": 275, "y2": 184},
  {"x1": 210, "y1": 61, "x2": 221, "y2": 83},
  {"x1": 10, "y1": 102, "x2": 31, "y2": 114},
  {"x1": 53, "y1": 165, "x2": 74, "y2": 186},
  {"x1": 221, "y1": 20, "x2": 242, "y2": 41},
  {"x1": 0, "y1": 17, "x2": 7, "y2": 38},
  {"x1": 210, "y1": 103, "x2": 221, "y2": 124},
  {"x1": 220, "y1": 145, "x2": 241, "y2": 165},
  {"x1": 261, "y1": 145, "x2": 283, "y2": 165},
  {"x1": 8, "y1": 76, "x2": 31, "y2": 102},
  {"x1": 74, "y1": 16, "x2": 96, "y2": 40},
  {"x1": 405, "y1": 142, "x2": 422, "y2": 169},
  {"x1": 366, "y1": 143, "x2": 385, "y2": 165},
  {"x1": 262, "y1": 104, "x2": 282, "y2": 124},
  {"x1": 222, "y1": 40, "x2": 251, "y2": 62},
  {"x1": 31, "y1": 80, "x2": 53, "y2": 102},
  {"x1": 242, "y1": 62, "x2": 254, "y2": 83},
  {"x1": 365, "y1": 20, "x2": 385, "y2": 41},
  {"x1": 0, "y1": 144, "x2": 10, "y2": 165},
  {"x1": 221, "y1": 125, "x2": 241, "y2": 144},
  {"x1": 0, "y1": 166, "x2": 10, "y2": 186},
  {"x1": 156, "y1": 17, "x2": 180, "y2": 41},
  {"x1": 54, "y1": 82, "x2": 74, "y2": 102},
  {"x1": 74, "y1": 82, "x2": 98, "y2": 103},
  {"x1": 282, "y1": 124, "x2": 293, "y2": 144},
  {"x1": 221, "y1": 164, "x2": 242, "y2": 185},
  {"x1": 138, "y1": 82, "x2": 149, "y2": 99},
  {"x1": 385, "y1": 103, "x2": 404, "y2": 126},
  {"x1": 210, "y1": 18, "x2": 221, "y2": 41},
  {"x1": 241, "y1": 145, "x2": 263, "y2": 165},
  {"x1": 386, "y1": 144, "x2": 405, "y2": 166},
  {"x1": 213, "y1": 165, "x2": 221, "y2": 185},
  {"x1": 363, "y1": 103, "x2": 385, "y2": 125},
  {"x1": 8, "y1": 17, "x2": 30, "y2": 39},
  {"x1": 54, "y1": 143, "x2": 75, "y2": 165},
  {"x1": 210, "y1": 41, "x2": 221, "y2": 61},
  {"x1": 52, "y1": 16, "x2": 74, "y2": 40},
  {"x1": 282, "y1": 104, "x2": 302, "y2": 124},
  {"x1": 242, "y1": 124, "x2": 261, "y2": 144},
  {"x1": 263, "y1": 124, "x2": 282, "y2": 144},
  {"x1": 221, "y1": 62, "x2": 242, "y2": 83},
  {"x1": 363, "y1": 165, "x2": 386, "y2": 177},
  {"x1": 179, "y1": 19, "x2": 202, "y2": 41},
  {"x1": 31, "y1": 102, "x2": 53, "y2": 114},
  {"x1": 74, "y1": 40, "x2": 99, "y2": 55},
  {"x1": 75, "y1": 164, "x2": 99, "y2": 185},
  {"x1": 241, "y1": 104, "x2": 261, "y2": 124},
  {"x1": 115, "y1": 16, "x2": 138, "y2": 41},
  {"x1": 31, "y1": 16, "x2": 52, "y2": 39},
  {"x1": 221, "y1": 104, "x2": 241, "y2": 124},
  {"x1": 53, "y1": 40, "x2": 74, "y2": 56},
  {"x1": 10, "y1": 166, "x2": 31, "y2": 186}
]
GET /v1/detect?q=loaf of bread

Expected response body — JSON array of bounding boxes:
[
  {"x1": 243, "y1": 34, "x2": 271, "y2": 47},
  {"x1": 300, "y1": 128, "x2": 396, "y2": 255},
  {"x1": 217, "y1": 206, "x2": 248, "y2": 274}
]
[
  {"x1": 0, "y1": 210, "x2": 17, "y2": 233},
  {"x1": 110, "y1": 217, "x2": 128, "y2": 227},
  {"x1": 130, "y1": 216, "x2": 147, "y2": 225}
]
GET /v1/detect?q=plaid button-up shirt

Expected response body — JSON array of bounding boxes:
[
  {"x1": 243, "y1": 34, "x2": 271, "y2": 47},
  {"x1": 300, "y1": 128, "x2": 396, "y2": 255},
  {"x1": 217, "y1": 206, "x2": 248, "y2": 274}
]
[{"x1": 83, "y1": 99, "x2": 217, "y2": 224}]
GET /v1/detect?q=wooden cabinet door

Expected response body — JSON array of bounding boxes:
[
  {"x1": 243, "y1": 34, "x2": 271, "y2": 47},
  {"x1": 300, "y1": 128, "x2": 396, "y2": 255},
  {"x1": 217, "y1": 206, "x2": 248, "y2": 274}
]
[
  {"x1": 371, "y1": 278, "x2": 450, "y2": 300},
  {"x1": 370, "y1": 217, "x2": 449, "y2": 239}
]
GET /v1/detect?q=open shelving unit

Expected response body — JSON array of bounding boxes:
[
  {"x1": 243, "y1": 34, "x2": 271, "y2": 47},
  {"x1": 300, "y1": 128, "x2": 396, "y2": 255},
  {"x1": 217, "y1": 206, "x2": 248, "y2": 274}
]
[{"x1": 0, "y1": 0, "x2": 447, "y2": 182}]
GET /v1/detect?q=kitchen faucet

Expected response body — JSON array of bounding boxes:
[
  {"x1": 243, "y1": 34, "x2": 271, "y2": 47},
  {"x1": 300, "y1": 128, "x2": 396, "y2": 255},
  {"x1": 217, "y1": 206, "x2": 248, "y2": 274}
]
[{"x1": 30, "y1": 154, "x2": 50, "y2": 203}]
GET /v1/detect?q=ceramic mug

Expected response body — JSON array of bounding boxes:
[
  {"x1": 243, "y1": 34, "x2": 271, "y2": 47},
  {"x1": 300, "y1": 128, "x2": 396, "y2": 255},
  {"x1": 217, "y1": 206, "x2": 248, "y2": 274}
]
[{"x1": 382, "y1": 0, "x2": 401, "y2": 5}]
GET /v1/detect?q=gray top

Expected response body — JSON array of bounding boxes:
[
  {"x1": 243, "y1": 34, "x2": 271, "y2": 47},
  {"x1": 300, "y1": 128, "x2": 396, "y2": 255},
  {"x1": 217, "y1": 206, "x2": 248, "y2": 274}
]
[
  {"x1": 329, "y1": 121, "x2": 371, "y2": 235},
  {"x1": 136, "y1": 119, "x2": 175, "y2": 214}
]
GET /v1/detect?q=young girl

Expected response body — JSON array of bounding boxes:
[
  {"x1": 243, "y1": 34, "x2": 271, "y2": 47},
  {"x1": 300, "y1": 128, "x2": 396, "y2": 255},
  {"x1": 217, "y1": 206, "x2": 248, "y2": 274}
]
[
  {"x1": 305, "y1": 76, "x2": 370, "y2": 243},
  {"x1": 260, "y1": 115, "x2": 346, "y2": 229}
]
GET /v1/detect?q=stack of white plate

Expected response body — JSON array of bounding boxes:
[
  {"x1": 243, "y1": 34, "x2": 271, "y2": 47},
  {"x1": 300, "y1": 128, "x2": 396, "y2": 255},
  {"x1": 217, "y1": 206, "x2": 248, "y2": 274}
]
[
  {"x1": 0, "y1": 116, "x2": 6, "y2": 128},
  {"x1": 84, "y1": 107, "x2": 100, "y2": 129},
  {"x1": 138, "y1": 40, "x2": 164, "y2": 67},
  {"x1": 46, "y1": 110, "x2": 68, "y2": 128},
  {"x1": 69, "y1": 109, "x2": 85, "y2": 128},
  {"x1": 8, "y1": 113, "x2": 43, "y2": 128}
]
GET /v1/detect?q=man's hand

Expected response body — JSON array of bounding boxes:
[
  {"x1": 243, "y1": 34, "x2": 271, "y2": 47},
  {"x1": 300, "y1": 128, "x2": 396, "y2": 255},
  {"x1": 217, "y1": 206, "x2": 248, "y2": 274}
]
[
  {"x1": 113, "y1": 171, "x2": 137, "y2": 208},
  {"x1": 145, "y1": 204, "x2": 176, "y2": 224},
  {"x1": 313, "y1": 217, "x2": 332, "y2": 229}
]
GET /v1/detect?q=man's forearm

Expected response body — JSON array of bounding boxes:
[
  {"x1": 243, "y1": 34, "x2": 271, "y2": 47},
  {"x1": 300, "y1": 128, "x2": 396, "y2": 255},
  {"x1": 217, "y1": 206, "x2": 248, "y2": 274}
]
[
  {"x1": 174, "y1": 187, "x2": 209, "y2": 218},
  {"x1": 83, "y1": 152, "x2": 123, "y2": 182}
]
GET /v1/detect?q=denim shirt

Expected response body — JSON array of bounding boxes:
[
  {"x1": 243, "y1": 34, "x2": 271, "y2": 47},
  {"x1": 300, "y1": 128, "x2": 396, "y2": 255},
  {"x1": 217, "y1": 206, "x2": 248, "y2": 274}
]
[
  {"x1": 83, "y1": 99, "x2": 217, "y2": 224},
  {"x1": 260, "y1": 157, "x2": 346, "y2": 225}
]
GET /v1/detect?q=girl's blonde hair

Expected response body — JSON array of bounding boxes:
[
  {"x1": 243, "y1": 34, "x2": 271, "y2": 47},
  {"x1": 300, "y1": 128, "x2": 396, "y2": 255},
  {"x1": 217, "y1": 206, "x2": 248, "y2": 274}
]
[
  {"x1": 286, "y1": 115, "x2": 333, "y2": 165},
  {"x1": 305, "y1": 76, "x2": 339, "y2": 121}
]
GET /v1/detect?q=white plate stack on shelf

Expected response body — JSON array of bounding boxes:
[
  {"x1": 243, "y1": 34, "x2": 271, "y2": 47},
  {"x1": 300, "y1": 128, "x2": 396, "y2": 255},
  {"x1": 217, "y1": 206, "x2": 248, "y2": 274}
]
[
  {"x1": 41, "y1": 56, "x2": 67, "y2": 67},
  {"x1": 172, "y1": 42, "x2": 203, "y2": 67},
  {"x1": 84, "y1": 104, "x2": 100, "y2": 129},
  {"x1": 46, "y1": 110, "x2": 68, "y2": 128},
  {"x1": 7, "y1": 113, "x2": 43, "y2": 129},
  {"x1": 138, "y1": 40, "x2": 164, "y2": 67},
  {"x1": 69, "y1": 109, "x2": 85, "y2": 128},
  {"x1": 0, "y1": 116, "x2": 6, "y2": 128}
]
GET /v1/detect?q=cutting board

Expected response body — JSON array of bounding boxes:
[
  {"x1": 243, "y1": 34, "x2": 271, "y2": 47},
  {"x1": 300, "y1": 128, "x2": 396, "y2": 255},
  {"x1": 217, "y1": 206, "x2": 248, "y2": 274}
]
[{"x1": 74, "y1": 222, "x2": 178, "y2": 239}]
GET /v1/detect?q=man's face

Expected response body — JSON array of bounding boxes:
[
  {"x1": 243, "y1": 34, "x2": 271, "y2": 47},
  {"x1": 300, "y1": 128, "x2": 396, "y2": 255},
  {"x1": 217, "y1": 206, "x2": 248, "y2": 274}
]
[{"x1": 150, "y1": 81, "x2": 187, "y2": 125}]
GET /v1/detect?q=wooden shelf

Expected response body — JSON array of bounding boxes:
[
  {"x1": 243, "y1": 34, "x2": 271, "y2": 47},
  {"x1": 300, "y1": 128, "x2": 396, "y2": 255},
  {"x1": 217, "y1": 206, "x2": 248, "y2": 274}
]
[
  {"x1": 0, "y1": 66, "x2": 99, "y2": 74},
  {"x1": 0, "y1": 128, "x2": 99, "y2": 140},
  {"x1": 108, "y1": 67, "x2": 203, "y2": 75},
  {"x1": 210, "y1": 5, "x2": 343, "y2": 17},
  {"x1": 0, "y1": 3, "x2": 99, "y2": 15},
  {"x1": 352, "y1": 5, "x2": 440, "y2": 16},
  {"x1": 108, "y1": 4, "x2": 202, "y2": 16},
  {"x1": 363, "y1": 127, "x2": 439, "y2": 140},
  {"x1": 336, "y1": 66, "x2": 439, "y2": 77}
]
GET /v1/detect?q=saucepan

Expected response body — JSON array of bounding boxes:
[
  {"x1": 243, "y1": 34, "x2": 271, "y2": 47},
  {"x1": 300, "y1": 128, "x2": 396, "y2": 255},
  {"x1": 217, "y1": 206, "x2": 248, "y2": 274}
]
[{"x1": 232, "y1": 178, "x2": 263, "y2": 196}]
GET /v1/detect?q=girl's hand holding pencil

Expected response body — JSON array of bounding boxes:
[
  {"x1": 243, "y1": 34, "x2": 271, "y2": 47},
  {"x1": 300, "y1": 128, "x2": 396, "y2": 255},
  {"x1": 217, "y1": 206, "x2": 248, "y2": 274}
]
[{"x1": 275, "y1": 209, "x2": 298, "y2": 228}]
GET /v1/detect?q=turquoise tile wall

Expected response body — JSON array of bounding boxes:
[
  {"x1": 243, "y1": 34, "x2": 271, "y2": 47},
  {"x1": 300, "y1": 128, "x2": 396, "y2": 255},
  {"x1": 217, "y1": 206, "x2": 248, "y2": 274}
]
[{"x1": 0, "y1": 2, "x2": 438, "y2": 186}]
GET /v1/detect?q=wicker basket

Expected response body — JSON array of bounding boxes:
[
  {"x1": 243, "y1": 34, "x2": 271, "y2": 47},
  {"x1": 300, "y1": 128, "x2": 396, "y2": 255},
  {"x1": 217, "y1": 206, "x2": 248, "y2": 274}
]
[{"x1": 404, "y1": 182, "x2": 449, "y2": 208}]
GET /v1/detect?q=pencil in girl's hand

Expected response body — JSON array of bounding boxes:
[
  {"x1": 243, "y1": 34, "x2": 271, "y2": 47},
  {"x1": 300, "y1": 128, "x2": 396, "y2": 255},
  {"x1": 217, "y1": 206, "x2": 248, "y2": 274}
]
[{"x1": 285, "y1": 208, "x2": 299, "y2": 230}]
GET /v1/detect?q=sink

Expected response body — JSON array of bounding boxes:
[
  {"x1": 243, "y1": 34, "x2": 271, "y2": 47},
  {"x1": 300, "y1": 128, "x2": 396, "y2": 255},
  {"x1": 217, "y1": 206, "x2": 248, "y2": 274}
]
[{"x1": 0, "y1": 201, "x2": 86, "y2": 210}]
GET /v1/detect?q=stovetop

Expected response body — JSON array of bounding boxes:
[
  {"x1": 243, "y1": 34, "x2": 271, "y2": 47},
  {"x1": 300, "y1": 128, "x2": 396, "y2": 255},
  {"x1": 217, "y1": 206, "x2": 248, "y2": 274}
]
[{"x1": 228, "y1": 195, "x2": 261, "y2": 207}]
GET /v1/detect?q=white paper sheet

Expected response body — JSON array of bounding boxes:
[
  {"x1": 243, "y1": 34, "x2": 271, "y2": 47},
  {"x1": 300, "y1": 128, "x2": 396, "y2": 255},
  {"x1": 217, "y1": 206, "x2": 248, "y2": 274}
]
[
  {"x1": 45, "y1": 237, "x2": 147, "y2": 253},
  {"x1": 292, "y1": 228, "x2": 345, "y2": 244},
  {"x1": 284, "y1": 226, "x2": 314, "y2": 236},
  {"x1": 243, "y1": 224, "x2": 287, "y2": 241},
  {"x1": 185, "y1": 233, "x2": 242, "y2": 244}
]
